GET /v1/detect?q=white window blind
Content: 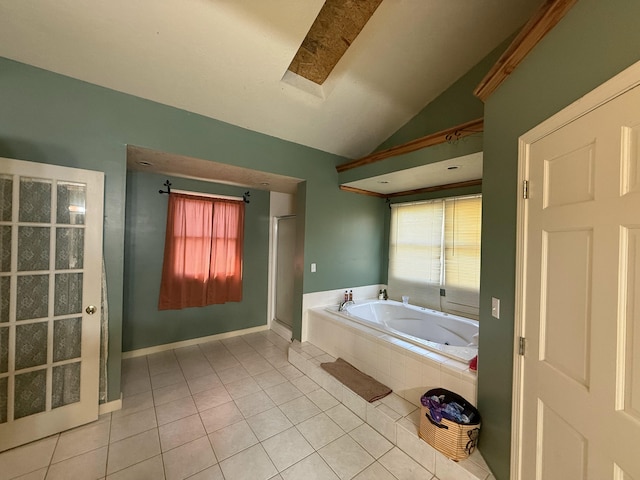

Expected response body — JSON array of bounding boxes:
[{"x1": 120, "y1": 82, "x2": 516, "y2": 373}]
[
  {"x1": 444, "y1": 196, "x2": 482, "y2": 292},
  {"x1": 388, "y1": 195, "x2": 482, "y2": 317},
  {"x1": 389, "y1": 200, "x2": 443, "y2": 286}
]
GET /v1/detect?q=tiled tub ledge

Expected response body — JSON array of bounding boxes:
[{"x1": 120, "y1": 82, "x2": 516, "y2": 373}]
[
  {"x1": 290, "y1": 319, "x2": 493, "y2": 480},
  {"x1": 305, "y1": 307, "x2": 478, "y2": 406}
]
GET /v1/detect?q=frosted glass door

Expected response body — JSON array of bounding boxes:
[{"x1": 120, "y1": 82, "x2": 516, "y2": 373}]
[{"x1": 0, "y1": 158, "x2": 104, "y2": 452}]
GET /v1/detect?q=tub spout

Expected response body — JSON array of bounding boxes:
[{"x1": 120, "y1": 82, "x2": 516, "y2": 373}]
[{"x1": 338, "y1": 300, "x2": 354, "y2": 312}]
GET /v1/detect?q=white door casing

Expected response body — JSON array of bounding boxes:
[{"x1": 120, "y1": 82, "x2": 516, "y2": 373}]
[
  {"x1": 514, "y1": 61, "x2": 640, "y2": 479},
  {"x1": 0, "y1": 158, "x2": 104, "y2": 452}
]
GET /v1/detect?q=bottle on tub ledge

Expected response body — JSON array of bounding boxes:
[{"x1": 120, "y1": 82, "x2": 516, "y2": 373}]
[
  {"x1": 378, "y1": 289, "x2": 384, "y2": 300},
  {"x1": 348, "y1": 290, "x2": 353, "y2": 302}
]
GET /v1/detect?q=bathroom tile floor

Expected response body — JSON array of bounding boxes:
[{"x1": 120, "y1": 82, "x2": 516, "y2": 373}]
[{"x1": 0, "y1": 329, "x2": 483, "y2": 480}]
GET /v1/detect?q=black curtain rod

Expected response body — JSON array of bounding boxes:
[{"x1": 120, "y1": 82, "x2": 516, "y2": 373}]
[{"x1": 159, "y1": 179, "x2": 250, "y2": 203}]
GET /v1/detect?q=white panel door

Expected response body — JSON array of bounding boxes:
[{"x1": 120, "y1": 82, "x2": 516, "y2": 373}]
[
  {"x1": 0, "y1": 158, "x2": 104, "y2": 452},
  {"x1": 519, "y1": 83, "x2": 640, "y2": 479}
]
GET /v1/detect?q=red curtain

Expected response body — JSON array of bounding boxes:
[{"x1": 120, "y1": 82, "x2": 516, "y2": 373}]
[{"x1": 158, "y1": 193, "x2": 245, "y2": 310}]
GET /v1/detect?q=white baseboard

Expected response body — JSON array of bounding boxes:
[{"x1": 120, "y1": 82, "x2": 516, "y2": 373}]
[
  {"x1": 122, "y1": 324, "x2": 270, "y2": 359},
  {"x1": 99, "y1": 395, "x2": 122, "y2": 415},
  {"x1": 269, "y1": 320, "x2": 292, "y2": 342}
]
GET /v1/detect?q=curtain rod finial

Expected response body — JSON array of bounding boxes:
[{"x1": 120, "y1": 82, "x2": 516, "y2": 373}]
[{"x1": 159, "y1": 180, "x2": 172, "y2": 195}]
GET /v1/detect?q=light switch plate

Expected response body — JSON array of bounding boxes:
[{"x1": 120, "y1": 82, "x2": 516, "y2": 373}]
[
  {"x1": 491, "y1": 297, "x2": 500, "y2": 319},
  {"x1": 310, "y1": 263, "x2": 316, "y2": 273}
]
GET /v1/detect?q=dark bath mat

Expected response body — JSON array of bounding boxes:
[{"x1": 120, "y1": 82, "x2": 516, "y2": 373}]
[{"x1": 321, "y1": 357, "x2": 392, "y2": 403}]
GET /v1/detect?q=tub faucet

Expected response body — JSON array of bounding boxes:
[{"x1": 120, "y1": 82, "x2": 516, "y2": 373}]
[{"x1": 338, "y1": 300, "x2": 354, "y2": 311}]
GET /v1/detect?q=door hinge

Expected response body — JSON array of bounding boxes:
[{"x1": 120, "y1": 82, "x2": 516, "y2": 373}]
[
  {"x1": 518, "y1": 337, "x2": 526, "y2": 356},
  {"x1": 523, "y1": 180, "x2": 529, "y2": 199}
]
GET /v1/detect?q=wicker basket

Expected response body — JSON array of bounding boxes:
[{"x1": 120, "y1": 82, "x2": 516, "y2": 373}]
[{"x1": 418, "y1": 388, "x2": 481, "y2": 461}]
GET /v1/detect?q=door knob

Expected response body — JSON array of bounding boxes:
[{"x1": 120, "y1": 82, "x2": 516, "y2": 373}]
[{"x1": 85, "y1": 305, "x2": 97, "y2": 315}]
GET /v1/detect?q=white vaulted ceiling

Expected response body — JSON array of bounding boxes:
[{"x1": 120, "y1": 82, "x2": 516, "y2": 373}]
[{"x1": 0, "y1": 0, "x2": 540, "y2": 159}]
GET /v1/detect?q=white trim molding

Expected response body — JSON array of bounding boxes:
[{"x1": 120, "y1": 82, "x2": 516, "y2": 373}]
[
  {"x1": 99, "y1": 395, "x2": 122, "y2": 415},
  {"x1": 122, "y1": 325, "x2": 270, "y2": 359}
]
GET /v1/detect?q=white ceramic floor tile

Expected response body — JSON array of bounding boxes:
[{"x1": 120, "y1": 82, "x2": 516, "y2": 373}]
[
  {"x1": 199, "y1": 401, "x2": 245, "y2": 434},
  {"x1": 318, "y1": 435, "x2": 374, "y2": 480},
  {"x1": 307, "y1": 389, "x2": 339, "y2": 411},
  {"x1": 153, "y1": 381, "x2": 191, "y2": 406},
  {"x1": 279, "y1": 396, "x2": 321, "y2": 425},
  {"x1": 243, "y1": 359, "x2": 274, "y2": 377},
  {"x1": 297, "y1": 413, "x2": 345, "y2": 450},
  {"x1": 107, "y1": 429, "x2": 161, "y2": 475},
  {"x1": 216, "y1": 366, "x2": 250, "y2": 384},
  {"x1": 52, "y1": 418, "x2": 110, "y2": 463},
  {"x1": 208, "y1": 421, "x2": 258, "y2": 461},
  {"x1": 187, "y1": 374, "x2": 223, "y2": 395},
  {"x1": 219, "y1": 444, "x2": 277, "y2": 480},
  {"x1": 0, "y1": 435, "x2": 57, "y2": 479},
  {"x1": 265, "y1": 353, "x2": 290, "y2": 369},
  {"x1": 435, "y1": 451, "x2": 484, "y2": 480},
  {"x1": 277, "y1": 365, "x2": 303, "y2": 381},
  {"x1": 352, "y1": 462, "x2": 397, "y2": 480},
  {"x1": 105, "y1": 454, "x2": 165, "y2": 480},
  {"x1": 147, "y1": 351, "x2": 180, "y2": 377},
  {"x1": 280, "y1": 453, "x2": 339, "y2": 480},
  {"x1": 121, "y1": 376, "x2": 152, "y2": 397},
  {"x1": 46, "y1": 445, "x2": 108, "y2": 480},
  {"x1": 155, "y1": 396, "x2": 198, "y2": 426},
  {"x1": 150, "y1": 370, "x2": 186, "y2": 390},
  {"x1": 185, "y1": 464, "x2": 225, "y2": 480},
  {"x1": 349, "y1": 424, "x2": 393, "y2": 459},
  {"x1": 261, "y1": 427, "x2": 314, "y2": 472},
  {"x1": 264, "y1": 382, "x2": 303, "y2": 405},
  {"x1": 1, "y1": 331, "x2": 485, "y2": 480},
  {"x1": 209, "y1": 354, "x2": 241, "y2": 372},
  {"x1": 162, "y1": 436, "x2": 217, "y2": 480},
  {"x1": 110, "y1": 406, "x2": 157, "y2": 443},
  {"x1": 224, "y1": 377, "x2": 262, "y2": 400},
  {"x1": 192, "y1": 386, "x2": 232, "y2": 412},
  {"x1": 159, "y1": 414, "x2": 207, "y2": 452},
  {"x1": 180, "y1": 362, "x2": 215, "y2": 380},
  {"x1": 324, "y1": 404, "x2": 364, "y2": 433},
  {"x1": 253, "y1": 370, "x2": 288, "y2": 389},
  {"x1": 112, "y1": 390, "x2": 154, "y2": 419},
  {"x1": 379, "y1": 447, "x2": 432, "y2": 480},
  {"x1": 290, "y1": 376, "x2": 320, "y2": 394},
  {"x1": 11, "y1": 468, "x2": 47, "y2": 480},
  {"x1": 245, "y1": 407, "x2": 293, "y2": 441},
  {"x1": 234, "y1": 390, "x2": 276, "y2": 418}
]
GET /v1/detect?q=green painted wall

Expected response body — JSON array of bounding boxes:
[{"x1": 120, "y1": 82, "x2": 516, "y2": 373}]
[
  {"x1": 0, "y1": 57, "x2": 385, "y2": 401},
  {"x1": 338, "y1": 36, "x2": 515, "y2": 186},
  {"x1": 479, "y1": 1, "x2": 640, "y2": 478},
  {"x1": 123, "y1": 172, "x2": 270, "y2": 351}
]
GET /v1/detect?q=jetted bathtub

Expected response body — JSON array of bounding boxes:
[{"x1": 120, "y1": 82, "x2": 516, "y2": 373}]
[{"x1": 330, "y1": 299, "x2": 478, "y2": 362}]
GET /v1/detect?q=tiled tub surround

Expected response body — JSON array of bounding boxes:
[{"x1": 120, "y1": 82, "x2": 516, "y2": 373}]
[
  {"x1": 288, "y1": 341, "x2": 493, "y2": 480},
  {"x1": 306, "y1": 307, "x2": 477, "y2": 406}
]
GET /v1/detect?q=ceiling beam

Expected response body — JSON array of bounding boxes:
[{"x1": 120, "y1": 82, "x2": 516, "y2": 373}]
[
  {"x1": 336, "y1": 117, "x2": 484, "y2": 173},
  {"x1": 474, "y1": 0, "x2": 578, "y2": 101},
  {"x1": 340, "y1": 179, "x2": 482, "y2": 198}
]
